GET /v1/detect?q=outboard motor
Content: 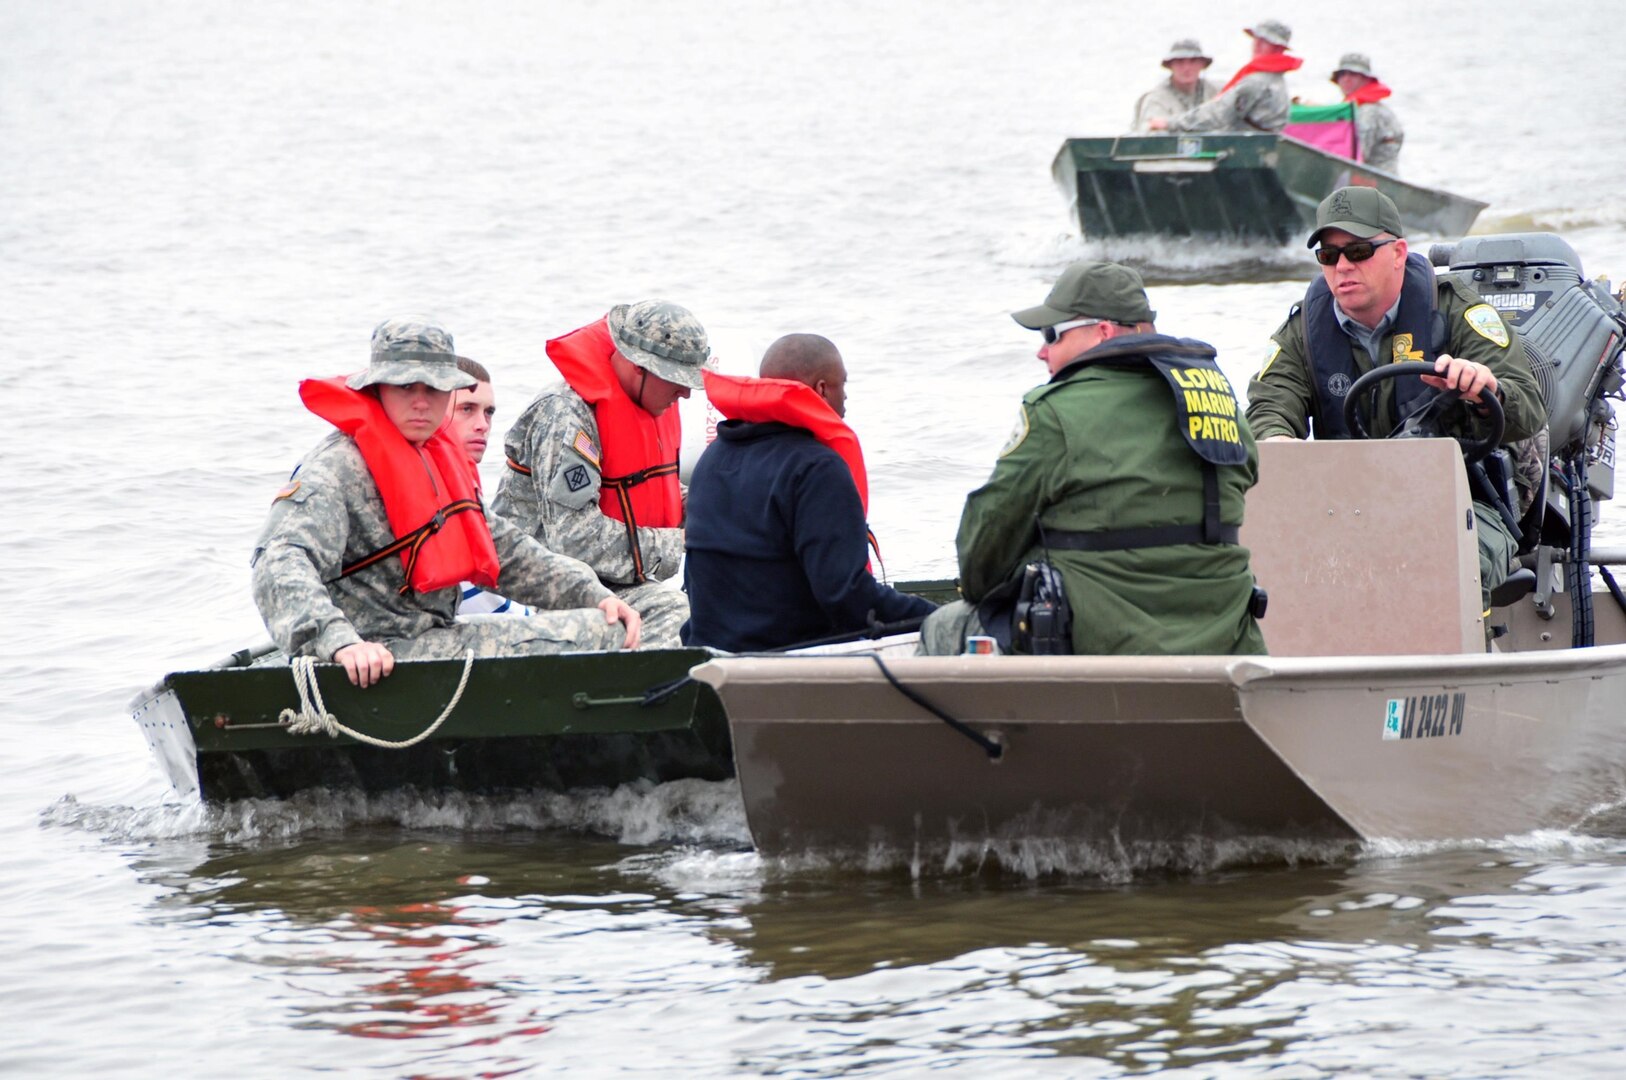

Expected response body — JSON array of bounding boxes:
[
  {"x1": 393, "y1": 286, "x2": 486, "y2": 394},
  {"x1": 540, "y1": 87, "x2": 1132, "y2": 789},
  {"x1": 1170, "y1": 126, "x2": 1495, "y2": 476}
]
[{"x1": 1431, "y1": 233, "x2": 1626, "y2": 645}]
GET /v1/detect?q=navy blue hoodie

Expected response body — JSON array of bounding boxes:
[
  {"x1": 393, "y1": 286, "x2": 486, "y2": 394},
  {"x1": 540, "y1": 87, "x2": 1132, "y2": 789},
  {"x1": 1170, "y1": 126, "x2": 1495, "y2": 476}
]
[{"x1": 682, "y1": 420, "x2": 934, "y2": 651}]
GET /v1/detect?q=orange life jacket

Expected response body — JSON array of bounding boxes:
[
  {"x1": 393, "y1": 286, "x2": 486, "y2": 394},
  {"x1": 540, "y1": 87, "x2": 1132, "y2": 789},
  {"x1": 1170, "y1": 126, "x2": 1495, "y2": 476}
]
[
  {"x1": 543, "y1": 318, "x2": 683, "y2": 582},
  {"x1": 702, "y1": 370, "x2": 883, "y2": 570},
  {"x1": 1218, "y1": 52, "x2": 1303, "y2": 95},
  {"x1": 1345, "y1": 79, "x2": 1393, "y2": 106},
  {"x1": 300, "y1": 377, "x2": 500, "y2": 595}
]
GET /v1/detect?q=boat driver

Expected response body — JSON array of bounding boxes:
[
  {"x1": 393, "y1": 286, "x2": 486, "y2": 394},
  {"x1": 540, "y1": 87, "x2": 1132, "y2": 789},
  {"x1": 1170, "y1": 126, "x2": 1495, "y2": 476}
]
[
  {"x1": 918, "y1": 261, "x2": 1267, "y2": 656},
  {"x1": 1148, "y1": 19, "x2": 1301, "y2": 135},
  {"x1": 491, "y1": 300, "x2": 705, "y2": 649},
  {"x1": 1131, "y1": 39, "x2": 1216, "y2": 133},
  {"x1": 1245, "y1": 187, "x2": 1545, "y2": 604},
  {"x1": 251, "y1": 319, "x2": 641, "y2": 688}
]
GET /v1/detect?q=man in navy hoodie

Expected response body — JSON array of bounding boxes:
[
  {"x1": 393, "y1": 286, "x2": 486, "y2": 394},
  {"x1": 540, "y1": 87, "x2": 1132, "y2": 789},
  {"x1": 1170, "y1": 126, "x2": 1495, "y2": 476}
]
[{"x1": 681, "y1": 334, "x2": 935, "y2": 652}]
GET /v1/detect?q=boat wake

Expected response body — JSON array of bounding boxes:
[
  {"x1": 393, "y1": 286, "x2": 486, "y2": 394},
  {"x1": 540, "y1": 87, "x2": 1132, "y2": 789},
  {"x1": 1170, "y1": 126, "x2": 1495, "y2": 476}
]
[{"x1": 38, "y1": 778, "x2": 752, "y2": 848}]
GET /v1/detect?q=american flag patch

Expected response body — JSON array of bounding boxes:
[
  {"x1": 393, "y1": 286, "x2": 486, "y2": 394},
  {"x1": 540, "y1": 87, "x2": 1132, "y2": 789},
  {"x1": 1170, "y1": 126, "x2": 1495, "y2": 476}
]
[{"x1": 571, "y1": 429, "x2": 601, "y2": 469}]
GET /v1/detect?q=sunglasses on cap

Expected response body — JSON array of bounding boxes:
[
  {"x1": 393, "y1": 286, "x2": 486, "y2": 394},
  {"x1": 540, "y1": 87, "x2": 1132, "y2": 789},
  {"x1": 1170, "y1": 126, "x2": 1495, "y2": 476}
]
[
  {"x1": 1315, "y1": 238, "x2": 1397, "y2": 266},
  {"x1": 1041, "y1": 317, "x2": 1111, "y2": 344}
]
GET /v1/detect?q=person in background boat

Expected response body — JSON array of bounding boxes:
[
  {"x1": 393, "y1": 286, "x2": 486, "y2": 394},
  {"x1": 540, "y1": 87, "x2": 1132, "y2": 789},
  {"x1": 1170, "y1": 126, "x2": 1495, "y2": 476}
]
[
  {"x1": 1148, "y1": 19, "x2": 1300, "y2": 135},
  {"x1": 681, "y1": 334, "x2": 937, "y2": 652},
  {"x1": 446, "y1": 356, "x2": 534, "y2": 618},
  {"x1": 919, "y1": 262, "x2": 1267, "y2": 657},
  {"x1": 1332, "y1": 52, "x2": 1404, "y2": 174},
  {"x1": 1131, "y1": 39, "x2": 1216, "y2": 133},
  {"x1": 491, "y1": 300, "x2": 704, "y2": 648},
  {"x1": 1245, "y1": 187, "x2": 1544, "y2": 602},
  {"x1": 252, "y1": 319, "x2": 641, "y2": 689}
]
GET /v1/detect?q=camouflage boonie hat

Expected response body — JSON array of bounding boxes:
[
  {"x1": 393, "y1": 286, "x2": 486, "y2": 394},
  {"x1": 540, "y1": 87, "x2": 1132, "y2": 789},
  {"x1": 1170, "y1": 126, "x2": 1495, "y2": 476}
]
[
  {"x1": 1012, "y1": 261, "x2": 1156, "y2": 329},
  {"x1": 1163, "y1": 39, "x2": 1213, "y2": 67},
  {"x1": 1331, "y1": 52, "x2": 1375, "y2": 79},
  {"x1": 1244, "y1": 19, "x2": 1291, "y2": 46},
  {"x1": 1308, "y1": 186, "x2": 1405, "y2": 247},
  {"x1": 348, "y1": 319, "x2": 476, "y2": 393},
  {"x1": 607, "y1": 300, "x2": 709, "y2": 390}
]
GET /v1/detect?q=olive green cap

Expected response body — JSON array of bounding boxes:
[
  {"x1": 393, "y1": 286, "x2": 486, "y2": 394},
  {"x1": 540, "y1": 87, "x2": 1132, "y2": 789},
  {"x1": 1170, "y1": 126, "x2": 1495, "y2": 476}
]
[
  {"x1": 1012, "y1": 261, "x2": 1156, "y2": 329},
  {"x1": 1307, "y1": 186, "x2": 1405, "y2": 248}
]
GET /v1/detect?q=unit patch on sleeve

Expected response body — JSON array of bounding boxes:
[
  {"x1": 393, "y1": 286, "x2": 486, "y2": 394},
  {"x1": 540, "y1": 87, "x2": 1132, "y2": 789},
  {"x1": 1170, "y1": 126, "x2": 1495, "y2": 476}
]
[
  {"x1": 1463, "y1": 304, "x2": 1511, "y2": 348},
  {"x1": 547, "y1": 455, "x2": 601, "y2": 509},
  {"x1": 1258, "y1": 342, "x2": 1281, "y2": 376}
]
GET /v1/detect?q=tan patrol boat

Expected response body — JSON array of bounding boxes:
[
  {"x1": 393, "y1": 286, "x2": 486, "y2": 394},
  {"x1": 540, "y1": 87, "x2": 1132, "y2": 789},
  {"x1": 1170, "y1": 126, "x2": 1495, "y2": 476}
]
[{"x1": 695, "y1": 234, "x2": 1626, "y2": 856}]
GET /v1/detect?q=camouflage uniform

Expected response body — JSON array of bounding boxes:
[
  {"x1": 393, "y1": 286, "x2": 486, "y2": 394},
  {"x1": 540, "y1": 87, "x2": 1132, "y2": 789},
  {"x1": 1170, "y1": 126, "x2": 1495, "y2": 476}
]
[
  {"x1": 1133, "y1": 77, "x2": 1218, "y2": 132},
  {"x1": 1355, "y1": 101, "x2": 1404, "y2": 173},
  {"x1": 1166, "y1": 71, "x2": 1291, "y2": 133},
  {"x1": 491, "y1": 300, "x2": 709, "y2": 648},
  {"x1": 252, "y1": 320, "x2": 625, "y2": 663}
]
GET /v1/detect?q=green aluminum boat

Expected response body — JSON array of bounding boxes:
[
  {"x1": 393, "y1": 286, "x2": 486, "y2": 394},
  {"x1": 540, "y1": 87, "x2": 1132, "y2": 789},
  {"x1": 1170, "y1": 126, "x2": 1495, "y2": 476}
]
[
  {"x1": 1052, "y1": 131, "x2": 1487, "y2": 244},
  {"x1": 132, "y1": 581, "x2": 959, "y2": 803}
]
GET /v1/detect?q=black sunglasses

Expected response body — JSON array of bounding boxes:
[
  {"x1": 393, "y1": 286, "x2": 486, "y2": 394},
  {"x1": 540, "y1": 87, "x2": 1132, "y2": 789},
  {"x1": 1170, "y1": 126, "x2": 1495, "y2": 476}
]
[{"x1": 1315, "y1": 238, "x2": 1397, "y2": 266}]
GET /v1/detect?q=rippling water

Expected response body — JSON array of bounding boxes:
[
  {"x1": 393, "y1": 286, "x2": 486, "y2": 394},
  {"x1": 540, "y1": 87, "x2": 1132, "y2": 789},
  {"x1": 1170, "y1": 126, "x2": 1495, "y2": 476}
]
[{"x1": 6, "y1": 1, "x2": 1626, "y2": 1075}]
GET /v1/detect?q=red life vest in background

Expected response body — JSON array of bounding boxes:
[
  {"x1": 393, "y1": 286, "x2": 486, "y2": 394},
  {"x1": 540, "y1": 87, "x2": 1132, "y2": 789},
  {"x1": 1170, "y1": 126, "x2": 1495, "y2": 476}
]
[
  {"x1": 546, "y1": 319, "x2": 684, "y2": 582},
  {"x1": 702, "y1": 370, "x2": 882, "y2": 570},
  {"x1": 300, "y1": 377, "x2": 500, "y2": 594},
  {"x1": 1218, "y1": 52, "x2": 1303, "y2": 94},
  {"x1": 1345, "y1": 80, "x2": 1393, "y2": 106}
]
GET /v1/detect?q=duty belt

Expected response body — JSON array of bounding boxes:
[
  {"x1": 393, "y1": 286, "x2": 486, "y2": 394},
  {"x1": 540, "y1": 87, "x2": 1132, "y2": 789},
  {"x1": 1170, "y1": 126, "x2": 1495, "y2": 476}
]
[{"x1": 1041, "y1": 522, "x2": 1239, "y2": 552}]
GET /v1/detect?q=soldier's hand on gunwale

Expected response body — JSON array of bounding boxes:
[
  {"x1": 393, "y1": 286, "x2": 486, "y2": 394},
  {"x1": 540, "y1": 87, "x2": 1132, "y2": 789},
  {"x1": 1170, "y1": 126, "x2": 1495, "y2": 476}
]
[
  {"x1": 334, "y1": 641, "x2": 396, "y2": 688},
  {"x1": 601, "y1": 597, "x2": 642, "y2": 650},
  {"x1": 1422, "y1": 353, "x2": 1498, "y2": 404}
]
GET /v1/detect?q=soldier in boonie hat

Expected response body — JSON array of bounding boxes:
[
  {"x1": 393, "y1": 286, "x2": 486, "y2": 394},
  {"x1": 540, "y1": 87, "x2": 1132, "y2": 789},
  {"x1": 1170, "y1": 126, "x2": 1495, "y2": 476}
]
[
  {"x1": 347, "y1": 318, "x2": 476, "y2": 393},
  {"x1": 1012, "y1": 261, "x2": 1157, "y2": 330},
  {"x1": 1163, "y1": 39, "x2": 1212, "y2": 67},
  {"x1": 1307, "y1": 185, "x2": 1405, "y2": 247},
  {"x1": 606, "y1": 300, "x2": 710, "y2": 391},
  {"x1": 1244, "y1": 19, "x2": 1291, "y2": 47},
  {"x1": 1331, "y1": 52, "x2": 1375, "y2": 80}
]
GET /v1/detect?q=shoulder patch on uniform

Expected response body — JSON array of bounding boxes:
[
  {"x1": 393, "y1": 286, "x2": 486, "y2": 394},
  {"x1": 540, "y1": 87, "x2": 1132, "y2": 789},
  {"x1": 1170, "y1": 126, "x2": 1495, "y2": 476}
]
[
  {"x1": 1464, "y1": 304, "x2": 1511, "y2": 348},
  {"x1": 1258, "y1": 341, "x2": 1282, "y2": 376},
  {"x1": 1392, "y1": 332, "x2": 1423, "y2": 363},
  {"x1": 570, "y1": 429, "x2": 601, "y2": 469},
  {"x1": 548, "y1": 454, "x2": 601, "y2": 510},
  {"x1": 998, "y1": 406, "x2": 1030, "y2": 457},
  {"x1": 272, "y1": 479, "x2": 301, "y2": 503}
]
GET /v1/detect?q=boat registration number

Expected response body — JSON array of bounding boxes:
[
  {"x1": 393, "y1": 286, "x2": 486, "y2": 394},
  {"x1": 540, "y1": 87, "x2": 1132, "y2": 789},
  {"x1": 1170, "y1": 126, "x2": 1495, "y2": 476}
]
[{"x1": 1383, "y1": 692, "x2": 1466, "y2": 741}]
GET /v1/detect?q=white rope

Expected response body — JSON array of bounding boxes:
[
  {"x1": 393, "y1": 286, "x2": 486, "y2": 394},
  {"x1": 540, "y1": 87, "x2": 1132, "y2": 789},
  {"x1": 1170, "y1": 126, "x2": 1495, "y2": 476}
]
[{"x1": 279, "y1": 648, "x2": 476, "y2": 749}]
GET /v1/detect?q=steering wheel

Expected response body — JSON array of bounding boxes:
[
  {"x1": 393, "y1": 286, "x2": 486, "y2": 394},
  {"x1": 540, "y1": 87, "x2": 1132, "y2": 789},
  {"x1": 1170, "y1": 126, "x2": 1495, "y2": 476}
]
[{"x1": 1342, "y1": 360, "x2": 1504, "y2": 464}]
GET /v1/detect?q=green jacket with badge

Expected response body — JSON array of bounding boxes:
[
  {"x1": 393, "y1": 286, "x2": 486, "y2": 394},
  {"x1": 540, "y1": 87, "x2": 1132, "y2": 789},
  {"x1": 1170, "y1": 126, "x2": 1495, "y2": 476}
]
[
  {"x1": 1246, "y1": 274, "x2": 1544, "y2": 444},
  {"x1": 957, "y1": 333, "x2": 1267, "y2": 656}
]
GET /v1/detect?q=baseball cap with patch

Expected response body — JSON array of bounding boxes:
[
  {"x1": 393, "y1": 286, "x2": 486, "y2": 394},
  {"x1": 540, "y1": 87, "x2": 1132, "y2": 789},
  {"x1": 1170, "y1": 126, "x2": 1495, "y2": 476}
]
[
  {"x1": 1012, "y1": 261, "x2": 1156, "y2": 329},
  {"x1": 1244, "y1": 19, "x2": 1291, "y2": 46},
  {"x1": 1307, "y1": 186, "x2": 1405, "y2": 248},
  {"x1": 607, "y1": 300, "x2": 709, "y2": 390},
  {"x1": 348, "y1": 318, "x2": 476, "y2": 392}
]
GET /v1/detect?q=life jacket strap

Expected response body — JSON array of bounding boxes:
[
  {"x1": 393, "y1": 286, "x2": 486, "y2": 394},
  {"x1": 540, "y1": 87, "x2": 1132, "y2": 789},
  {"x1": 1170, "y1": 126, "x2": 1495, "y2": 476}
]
[
  {"x1": 338, "y1": 498, "x2": 484, "y2": 593},
  {"x1": 504, "y1": 456, "x2": 532, "y2": 476},
  {"x1": 601, "y1": 459, "x2": 680, "y2": 491}
]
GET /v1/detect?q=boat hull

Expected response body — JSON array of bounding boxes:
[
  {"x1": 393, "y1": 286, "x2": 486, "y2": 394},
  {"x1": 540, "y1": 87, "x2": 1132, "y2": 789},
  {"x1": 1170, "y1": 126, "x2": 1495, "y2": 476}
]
[
  {"x1": 1051, "y1": 134, "x2": 1486, "y2": 243},
  {"x1": 693, "y1": 647, "x2": 1626, "y2": 855},
  {"x1": 133, "y1": 648, "x2": 731, "y2": 801}
]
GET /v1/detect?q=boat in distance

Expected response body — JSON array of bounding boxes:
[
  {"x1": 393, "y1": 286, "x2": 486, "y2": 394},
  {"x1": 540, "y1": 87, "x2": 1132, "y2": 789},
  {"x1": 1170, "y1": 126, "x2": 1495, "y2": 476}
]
[{"x1": 1052, "y1": 131, "x2": 1486, "y2": 244}]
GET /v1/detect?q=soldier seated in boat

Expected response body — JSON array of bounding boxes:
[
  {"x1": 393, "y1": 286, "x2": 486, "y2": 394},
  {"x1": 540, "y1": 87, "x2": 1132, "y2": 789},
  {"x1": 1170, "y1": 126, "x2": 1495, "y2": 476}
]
[
  {"x1": 682, "y1": 334, "x2": 937, "y2": 652},
  {"x1": 251, "y1": 319, "x2": 641, "y2": 689},
  {"x1": 1331, "y1": 52, "x2": 1404, "y2": 174},
  {"x1": 1131, "y1": 39, "x2": 1217, "y2": 133},
  {"x1": 1148, "y1": 19, "x2": 1301, "y2": 135},
  {"x1": 445, "y1": 356, "x2": 534, "y2": 617},
  {"x1": 491, "y1": 300, "x2": 704, "y2": 648},
  {"x1": 919, "y1": 261, "x2": 1267, "y2": 656},
  {"x1": 1245, "y1": 187, "x2": 1545, "y2": 604}
]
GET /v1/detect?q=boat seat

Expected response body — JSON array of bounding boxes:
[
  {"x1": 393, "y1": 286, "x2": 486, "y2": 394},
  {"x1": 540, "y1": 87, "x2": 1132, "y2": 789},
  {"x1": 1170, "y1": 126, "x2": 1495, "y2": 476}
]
[
  {"x1": 1489, "y1": 567, "x2": 1538, "y2": 608},
  {"x1": 1240, "y1": 440, "x2": 1484, "y2": 656}
]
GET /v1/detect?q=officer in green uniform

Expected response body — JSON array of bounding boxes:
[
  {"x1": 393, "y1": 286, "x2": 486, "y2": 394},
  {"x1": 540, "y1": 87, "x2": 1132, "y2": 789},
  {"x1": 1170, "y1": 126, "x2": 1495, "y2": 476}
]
[
  {"x1": 920, "y1": 261, "x2": 1267, "y2": 656},
  {"x1": 1245, "y1": 186, "x2": 1544, "y2": 599}
]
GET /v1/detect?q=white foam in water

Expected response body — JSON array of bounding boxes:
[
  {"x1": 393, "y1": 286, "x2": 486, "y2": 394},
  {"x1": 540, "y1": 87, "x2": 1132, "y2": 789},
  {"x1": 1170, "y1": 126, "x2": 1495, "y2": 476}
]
[{"x1": 38, "y1": 777, "x2": 752, "y2": 848}]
